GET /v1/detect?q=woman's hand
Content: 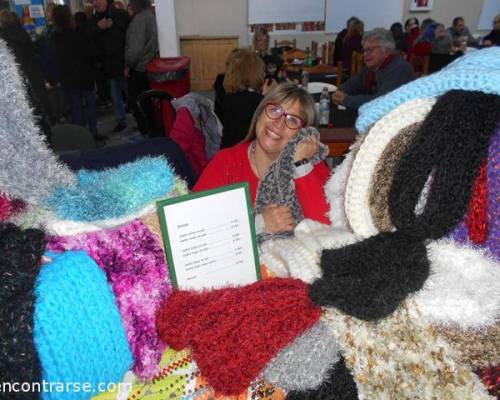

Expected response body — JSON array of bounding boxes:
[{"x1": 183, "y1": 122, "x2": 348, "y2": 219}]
[
  {"x1": 262, "y1": 205, "x2": 295, "y2": 233},
  {"x1": 294, "y1": 136, "x2": 320, "y2": 162}
]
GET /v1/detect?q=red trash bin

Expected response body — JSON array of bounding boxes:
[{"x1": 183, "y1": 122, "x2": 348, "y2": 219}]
[{"x1": 146, "y1": 57, "x2": 191, "y2": 135}]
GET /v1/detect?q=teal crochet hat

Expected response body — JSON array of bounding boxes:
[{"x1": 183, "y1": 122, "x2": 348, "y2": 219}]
[
  {"x1": 34, "y1": 251, "x2": 133, "y2": 400},
  {"x1": 356, "y1": 47, "x2": 500, "y2": 133}
]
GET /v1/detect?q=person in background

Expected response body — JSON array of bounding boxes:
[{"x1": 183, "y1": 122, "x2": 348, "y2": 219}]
[
  {"x1": 82, "y1": 3, "x2": 94, "y2": 19},
  {"x1": 390, "y1": 22, "x2": 408, "y2": 57},
  {"x1": 52, "y1": 5, "x2": 101, "y2": 141},
  {"x1": 0, "y1": 10, "x2": 52, "y2": 139},
  {"x1": 124, "y1": 0, "x2": 158, "y2": 136},
  {"x1": 194, "y1": 83, "x2": 331, "y2": 233},
  {"x1": 89, "y1": 0, "x2": 129, "y2": 132},
  {"x1": 332, "y1": 28, "x2": 415, "y2": 110},
  {"x1": 220, "y1": 49, "x2": 276, "y2": 148},
  {"x1": 213, "y1": 48, "x2": 239, "y2": 121},
  {"x1": 341, "y1": 19, "x2": 364, "y2": 70},
  {"x1": 483, "y1": 14, "x2": 500, "y2": 46},
  {"x1": 112, "y1": 1, "x2": 125, "y2": 9},
  {"x1": 431, "y1": 23, "x2": 459, "y2": 54},
  {"x1": 420, "y1": 18, "x2": 435, "y2": 33},
  {"x1": 74, "y1": 11, "x2": 87, "y2": 31},
  {"x1": 447, "y1": 17, "x2": 478, "y2": 47},
  {"x1": 252, "y1": 27, "x2": 282, "y2": 80},
  {"x1": 404, "y1": 17, "x2": 420, "y2": 49},
  {"x1": 333, "y1": 16, "x2": 359, "y2": 64}
]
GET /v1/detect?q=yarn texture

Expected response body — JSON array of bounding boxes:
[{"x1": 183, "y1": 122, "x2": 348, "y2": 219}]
[
  {"x1": 450, "y1": 128, "x2": 499, "y2": 260},
  {"x1": 47, "y1": 219, "x2": 171, "y2": 379},
  {"x1": 45, "y1": 157, "x2": 175, "y2": 222},
  {"x1": 286, "y1": 357, "x2": 358, "y2": 400},
  {"x1": 262, "y1": 319, "x2": 341, "y2": 392},
  {"x1": 356, "y1": 47, "x2": 500, "y2": 132},
  {"x1": 0, "y1": 40, "x2": 75, "y2": 206},
  {"x1": 34, "y1": 251, "x2": 133, "y2": 399},
  {"x1": 156, "y1": 278, "x2": 322, "y2": 395},
  {"x1": 322, "y1": 299, "x2": 492, "y2": 399},
  {"x1": 255, "y1": 126, "x2": 328, "y2": 243},
  {"x1": 0, "y1": 223, "x2": 45, "y2": 399}
]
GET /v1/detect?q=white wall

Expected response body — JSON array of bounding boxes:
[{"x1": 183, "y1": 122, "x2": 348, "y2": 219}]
[{"x1": 175, "y1": 0, "x2": 489, "y2": 49}]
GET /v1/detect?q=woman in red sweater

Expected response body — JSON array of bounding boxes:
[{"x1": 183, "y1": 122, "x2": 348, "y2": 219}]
[{"x1": 194, "y1": 83, "x2": 331, "y2": 234}]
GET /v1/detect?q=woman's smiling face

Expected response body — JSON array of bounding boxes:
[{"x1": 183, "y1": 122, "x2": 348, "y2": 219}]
[{"x1": 255, "y1": 100, "x2": 303, "y2": 157}]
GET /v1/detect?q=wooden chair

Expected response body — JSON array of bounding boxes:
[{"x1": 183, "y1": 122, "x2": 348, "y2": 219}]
[
  {"x1": 274, "y1": 39, "x2": 296, "y2": 49},
  {"x1": 303, "y1": 62, "x2": 344, "y2": 86},
  {"x1": 350, "y1": 51, "x2": 364, "y2": 76},
  {"x1": 282, "y1": 48, "x2": 308, "y2": 63},
  {"x1": 327, "y1": 41, "x2": 335, "y2": 65},
  {"x1": 409, "y1": 54, "x2": 430, "y2": 77}
]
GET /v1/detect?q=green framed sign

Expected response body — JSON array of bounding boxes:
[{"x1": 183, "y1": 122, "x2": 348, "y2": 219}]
[{"x1": 156, "y1": 183, "x2": 261, "y2": 290}]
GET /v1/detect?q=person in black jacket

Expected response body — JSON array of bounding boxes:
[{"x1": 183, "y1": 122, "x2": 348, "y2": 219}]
[
  {"x1": 89, "y1": 0, "x2": 129, "y2": 132},
  {"x1": 53, "y1": 5, "x2": 102, "y2": 141},
  {"x1": 220, "y1": 49, "x2": 275, "y2": 148},
  {"x1": 333, "y1": 16, "x2": 359, "y2": 65},
  {"x1": 483, "y1": 14, "x2": 500, "y2": 46}
]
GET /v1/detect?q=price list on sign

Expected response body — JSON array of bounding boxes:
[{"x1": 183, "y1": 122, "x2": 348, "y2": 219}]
[{"x1": 157, "y1": 183, "x2": 260, "y2": 290}]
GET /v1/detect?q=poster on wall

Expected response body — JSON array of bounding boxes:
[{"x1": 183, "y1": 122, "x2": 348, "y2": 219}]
[
  {"x1": 15, "y1": 0, "x2": 46, "y2": 36},
  {"x1": 409, "y1": 0, "x2": 433, "y2": 12}
]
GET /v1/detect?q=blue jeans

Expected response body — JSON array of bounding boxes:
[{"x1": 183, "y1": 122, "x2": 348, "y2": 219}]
[
  {"x1": 67, "y1": 89, "x2": 98, "y2": 136},
  {"x1": 110, "y1": 76, "x2": 128, "y2": 125}
]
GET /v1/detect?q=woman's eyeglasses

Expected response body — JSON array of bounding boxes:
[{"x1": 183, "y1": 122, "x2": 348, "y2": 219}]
[{"x1": 264, "y1": 103, "x2": 304, "y2": 130}]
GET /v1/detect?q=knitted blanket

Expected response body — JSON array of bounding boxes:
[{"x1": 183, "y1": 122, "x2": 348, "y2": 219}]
[
  {"x1": 0, "y1": 223, "x2": 45, "y2": 398},
  {"x1": 34, "y1": 251, "x2": 133, "y2": 399},
  {"x1": 356, "y1": 47, "x2": 500, "y2": 133},
  {"x1": 450, "y1": 128, "x2": 500, "y2": 260},
  {"x1": 45, "y1": 157, "x2": 175, "y2": 222},
  {"x1": 47, "y1": 220, "x2": 171, "y2": 379},
  {"x1": 322, "y1": 299, "x2": 493, "y2": 399},
  {"x1": 156, "y1": 278, "x2": 322, "y2": 395},
  {"x1": 345, "y1": 98, "x2": 435, "y2": 238},
  {"x1": 0, "y1": 40, "x2": 75, "y2": 206},
  {"x1": 254, "y1": 126, "x2": 328, "y2": 243}
]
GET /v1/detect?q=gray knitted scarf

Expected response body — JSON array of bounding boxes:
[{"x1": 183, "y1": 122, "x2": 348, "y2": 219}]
[
  {"x1": 172, "y1": 93, "x2": 223, "y2": 160},
  {"x1": 255, "y1": 126, "x2": 328, "y2": 243}
]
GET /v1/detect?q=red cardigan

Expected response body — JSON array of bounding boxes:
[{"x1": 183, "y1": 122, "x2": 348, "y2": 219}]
[{"x1": 193, "y1": 142, "x2": 331, "y2": 225}]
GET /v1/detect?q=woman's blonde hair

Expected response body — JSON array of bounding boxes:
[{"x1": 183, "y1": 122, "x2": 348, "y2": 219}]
[
  {"x1": 223, "y1": 49, "x2": 266, "y2": 94},
  {"x1": 244, "y1": 82, "x2": 317, "y2": 142}
]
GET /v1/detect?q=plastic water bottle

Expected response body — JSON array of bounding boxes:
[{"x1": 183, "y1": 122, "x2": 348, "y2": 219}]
[{"x1": 319, "y1": 87, "x2": 330, "y2": 126}]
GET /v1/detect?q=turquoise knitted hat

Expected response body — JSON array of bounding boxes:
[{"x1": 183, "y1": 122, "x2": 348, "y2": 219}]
[
  {"x1": 34, "y1": 251, "x2": 133, "y2": 399},
  {"x1": 356, "y1": 47, "x2": 500, "y2": 133}
]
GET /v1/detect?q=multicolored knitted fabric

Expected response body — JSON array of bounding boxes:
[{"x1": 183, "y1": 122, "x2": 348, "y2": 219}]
[
  {"x1": 345, "y1": 98, "x2": 435, "y2": 238},
  {"x1": 0, "y1": 193, "x2": 25, "y2": 222},
  {"x1": 156, "y1": 278, "x2": 322, "y2": 395},
  {"x1": 47, "y1": 220, "x2": 171, "y2": 379},
  {"x1": 0, "y1": 223, "x2": 45, "y2": 399},
  {"x1": 356, "y1": 47, "x2": 500, "y2": 133},
  {"x1": 435, "y1": 322, "x2": 500, "y2": 369},
  {"x1": 34, "y1": 251, "x2": 133, "y2": 399},
  {"x1": 322, "y1": 299, "x2": 492, "y2": 399},
  {"x1": 45, "y1": 157, "x2": 175, "y2": 222},
  {"x1": 0, "y1": 40, "x2": 75, "y2": 206},
  {"x1": 450, "y1": 128, "x2": 499, "y2": 260}
]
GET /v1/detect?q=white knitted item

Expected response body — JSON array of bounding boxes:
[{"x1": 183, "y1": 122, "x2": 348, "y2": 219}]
[
  {"x1": 259, "y1": 220, "x2": 359, "y2": 283},
  {"x1": 324, "y1": 136, "x2": 363, "y2": 230},
  {"x1": 415, "y1": 238, "x2": 500, "y2": 329},
  {"x1": 323, "y1": 299, "x2": 493, "y2": 400},
  {"x1": 345, "y1": 98, "x2": 436, "y2": 239}
]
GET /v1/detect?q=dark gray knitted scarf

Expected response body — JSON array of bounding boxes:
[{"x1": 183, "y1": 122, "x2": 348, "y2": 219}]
[{"x1": 254, "y1": 126, "x2": 328, "y2": 243}]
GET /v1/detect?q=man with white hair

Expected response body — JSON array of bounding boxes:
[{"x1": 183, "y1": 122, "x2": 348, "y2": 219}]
[{"x1": 332, "y1": 28, "x2": 415, "y2": 110}]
